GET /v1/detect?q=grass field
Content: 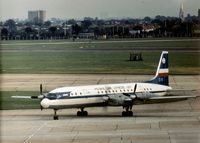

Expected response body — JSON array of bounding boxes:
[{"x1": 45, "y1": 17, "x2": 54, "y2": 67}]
[
  {"x1": 1, "y1": 39, "x2": 200, "y2": 74},
  {"x1": 1, "y1": 38, "x2": 200, "y2": 49},
  {"x1": 0, "y1": 91, "x2": 40, "y2": 109},
  {"x1": 0, "y1": 51, "x2": 199, "y2": 74}
]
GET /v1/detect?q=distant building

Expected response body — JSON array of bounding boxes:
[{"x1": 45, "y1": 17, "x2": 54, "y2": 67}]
[
  {"x1": 198, "y1": 9, "x2": 200, "y2": 19},
  {"x1": 179, "y1": 3, "x2": 184, "y2": 21},
  {"x1": 28, "y1": 10, "x2": 46, "y2": 23}
]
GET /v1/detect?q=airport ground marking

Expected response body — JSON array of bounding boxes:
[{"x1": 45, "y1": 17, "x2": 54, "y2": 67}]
[{"x1": 23, "y1": 122, "x2": 47, "y2": 143}]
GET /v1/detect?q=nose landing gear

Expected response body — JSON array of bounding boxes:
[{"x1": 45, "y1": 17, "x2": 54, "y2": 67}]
[{"x1": 53, "y1": 109, "x2": 59, "y2": 120}]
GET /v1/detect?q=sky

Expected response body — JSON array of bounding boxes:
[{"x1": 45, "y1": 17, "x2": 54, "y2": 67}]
[{"x1": 0, "y1": 0, "x2": 199, "y2": 21}]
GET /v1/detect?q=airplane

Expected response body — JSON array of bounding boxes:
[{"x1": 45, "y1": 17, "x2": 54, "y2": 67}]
[{"x1": 13, "y1": 51, "x2": 197, "y2": 120}]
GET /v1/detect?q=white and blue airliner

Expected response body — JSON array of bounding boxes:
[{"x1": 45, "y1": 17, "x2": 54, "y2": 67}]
[{"x1": 13, "y1": 51, "x2": 196, "y2": 120}]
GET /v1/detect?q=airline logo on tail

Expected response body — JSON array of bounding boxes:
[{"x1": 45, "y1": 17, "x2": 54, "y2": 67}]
[
  {"x1": 158, "y1": 51, "x2": 168, "y2": 78},
  {"x1": 146, "y1": 51, "x2": 169, "y2": 86}
]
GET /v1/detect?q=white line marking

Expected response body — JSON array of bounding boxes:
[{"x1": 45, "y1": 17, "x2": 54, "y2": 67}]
[{"x1": 23, "y1": 122, "x2": 46, "y2": 143}]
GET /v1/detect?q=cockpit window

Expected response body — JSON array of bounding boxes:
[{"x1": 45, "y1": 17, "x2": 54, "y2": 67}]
[
  {"x1": 46, "y1": 93, "x2": 57, "y2": 99},
  {"x1": 46, "y1": 92, "x2": 71, "y2": 100}
]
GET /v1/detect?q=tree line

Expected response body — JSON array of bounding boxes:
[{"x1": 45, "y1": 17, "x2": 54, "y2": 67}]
[{"x1": 1, "y1": 16, "x2": 200, "y2": 40}]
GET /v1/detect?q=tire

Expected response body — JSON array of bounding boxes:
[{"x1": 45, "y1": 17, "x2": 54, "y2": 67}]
[
  {"x1": 53, "y1": 116, "x2": 58, "y2": 120},
  {"x1": 77, "y1": 111, "x2": 81, "y2": 116},
  {"x1": 122, "y1": 111, "x2": 127, "y2": 117},
  {"x1": 128, "y1": 111, "x2": 133, "y2": 116},
  {"x1": 83, "y1": 111, "x2": 88, "y2": 116}
]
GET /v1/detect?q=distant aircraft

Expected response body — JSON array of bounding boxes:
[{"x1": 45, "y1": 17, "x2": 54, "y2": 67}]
[{"x1": 13, "y1": 51, "x2": 196, "y2": 120}]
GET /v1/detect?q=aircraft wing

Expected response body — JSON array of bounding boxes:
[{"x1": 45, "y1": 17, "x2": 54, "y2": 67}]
[{"x1": 123, "y1": 92, "x2": 197, "y2": 100}]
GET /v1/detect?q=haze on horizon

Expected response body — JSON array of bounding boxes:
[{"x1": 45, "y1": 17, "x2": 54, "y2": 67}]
[{"x1": 0, "y1": 0, "x2": 199, "y2": 21}]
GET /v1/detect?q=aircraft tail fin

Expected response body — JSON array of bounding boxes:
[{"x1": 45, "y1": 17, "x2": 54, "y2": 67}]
[{"x1": 146, "y1": 51, "x2": 169, "y2": 86}]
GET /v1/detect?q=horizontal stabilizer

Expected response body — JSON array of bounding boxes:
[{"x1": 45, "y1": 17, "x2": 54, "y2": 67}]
[
  {"x1": 168, "y1": 89, "x2": 197, "y2": 92},
  {"x1": 149, "y1": 95, "x2": 197, "y2": 100}
]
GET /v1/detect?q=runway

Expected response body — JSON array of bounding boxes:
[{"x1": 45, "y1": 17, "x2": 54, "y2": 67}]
[{"x1": 0, "y1": 74, "x2": 200, "y2": 143}]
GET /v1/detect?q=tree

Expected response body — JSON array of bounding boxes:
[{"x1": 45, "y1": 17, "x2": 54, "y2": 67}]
[
  {"x1": 49, "y1": 26, "x2": 57, "y2": 36},
  {"x1": 25, "y1": 27, "x2": 32, "y2": 34},
  {"x1": 82, "y1": 20, "x2": 92, "y2": 30},
  {"x1": 67, "y1": 19, "x2": 76, "y2": 25},
  {"x1": 144, "y1": 16, "x2": 152, "y2": 23},
  {"x1": 1, "y1": 28, "x2": 8, "y2": 36},
  {"x1": 72, "y1": 24, "x2": 82, "y2": 35},
  {"x1": 133, "y1": 25, "x2": 143, "y2": 31},
  {"x1": 44, "y1": 21, "x2": 51, "y2": 27},
  {"x1": 4, "y1": 19, "x2": 16, "y2": 32}
]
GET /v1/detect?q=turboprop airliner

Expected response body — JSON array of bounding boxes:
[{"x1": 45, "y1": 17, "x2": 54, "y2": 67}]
[{"x1": 13, "y1": 51, "x2": 196, "y2": 120}]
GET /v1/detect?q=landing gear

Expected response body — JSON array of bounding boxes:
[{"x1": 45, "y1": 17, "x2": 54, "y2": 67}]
[
  {"x1": 77, "y1": 108, "x2": 88, "y2": 116},
  {"x1": 122, "y1": 106, "x2": 133, "y2": 117},
  {"x1": 53, "y1": 109, "x2": 59, "y2": 120},
  {"x1": 122, "y1": 111, "x2": 133, "y2": 117}
]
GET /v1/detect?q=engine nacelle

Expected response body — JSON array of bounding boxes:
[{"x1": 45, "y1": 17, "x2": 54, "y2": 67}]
[{"x1": 107, "y1": 94, "x2": 132, "y2": 106}]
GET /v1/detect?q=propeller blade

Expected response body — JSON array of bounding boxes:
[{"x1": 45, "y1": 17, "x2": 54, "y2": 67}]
[
  {"x1": 40, "y1": 84, "x2": 43, "y2": 95},
  {"x1": 40, "y1": 105, "x2": 43, "y2": 111},
  {"x1": 134, "y1": 84, "x2": 137, "y2": 94}
]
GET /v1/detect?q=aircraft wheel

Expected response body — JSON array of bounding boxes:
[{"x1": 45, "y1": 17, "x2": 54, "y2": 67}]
[
  {"x1": 53, "y1": 116, "x2": 59, "y2": 120},
  {"x1": 122, "y1": 111, "x2": 127, "y2": 117},
  {"x1": 122, "y1": 111, "x2": 133, "y2": 117},
  {"x1": 77, "y1": 111, "x2": 88, "y2": 116},
  {"x1": 83, "y1": 111, "x2": 88, "y2": 116},
  {"x1": 128, "y1": 111, "x2": 133, "y2": 116},
  {"x1": 77, "y1": 111, "x2": 81, "y2": 116}
]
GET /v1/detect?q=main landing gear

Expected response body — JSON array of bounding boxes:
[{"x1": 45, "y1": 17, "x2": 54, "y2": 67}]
[
  {"x1": 122, "y1": 106, "x2": 133, "y2": 117},
  {"x1": 77, "y1": 108, "x2": 88, "y2": 116}
]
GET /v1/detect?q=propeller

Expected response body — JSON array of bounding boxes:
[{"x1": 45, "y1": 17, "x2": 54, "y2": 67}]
[
  {"x1": 12, "y1": 84, "x2": 47, "y2": 110},
  {"x1": 39, "y1": 84, "x2": 44, "y2": 110},
  {"x1": 134, "y1": 84, "x2": 137, "y2": 94},
  {"x1": 130, "y1": 84, "x2": 137, "y2": 99},
  {"x1": 31, "y1": 84, "x2": 45, "y2": 110}
]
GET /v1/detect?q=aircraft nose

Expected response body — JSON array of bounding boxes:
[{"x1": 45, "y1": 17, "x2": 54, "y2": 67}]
[{"x1": 40, "y1": 98, "x2": 50, "y2": 108}]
